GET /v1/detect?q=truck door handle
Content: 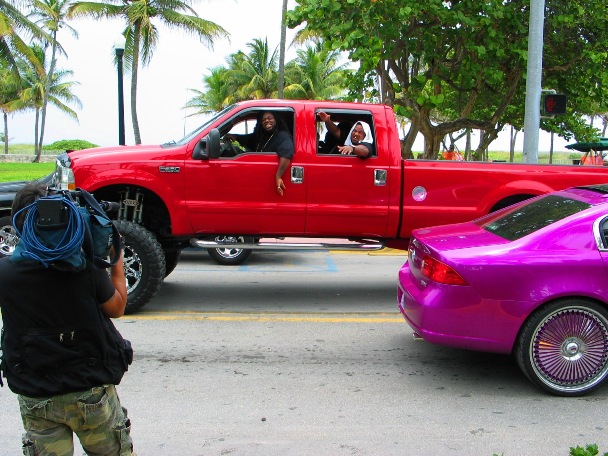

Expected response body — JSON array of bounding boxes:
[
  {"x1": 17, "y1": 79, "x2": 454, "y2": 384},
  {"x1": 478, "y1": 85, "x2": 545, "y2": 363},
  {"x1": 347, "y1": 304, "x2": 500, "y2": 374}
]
[
  {"x1": 374, "y1": 169, "x2": 387, "y2": 186},
  {"x1": 291, "y1": 166, "x2": 304, "y2": 184}
]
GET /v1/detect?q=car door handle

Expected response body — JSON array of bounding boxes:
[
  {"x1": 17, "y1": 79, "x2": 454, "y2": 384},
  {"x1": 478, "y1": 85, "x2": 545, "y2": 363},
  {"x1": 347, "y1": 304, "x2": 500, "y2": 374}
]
[
  {"x1": 291, "y1": 166, "x2": 304, "y2": 184},
  {"x1": 375, "y1": 169, "x2": 387, "y2": 186}
]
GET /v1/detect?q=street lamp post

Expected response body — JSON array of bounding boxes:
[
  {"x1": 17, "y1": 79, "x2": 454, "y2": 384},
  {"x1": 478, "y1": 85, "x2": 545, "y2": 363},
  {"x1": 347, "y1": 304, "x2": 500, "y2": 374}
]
[{"x1": 113, "y1": 36, "x2": 126, "y2": 146}]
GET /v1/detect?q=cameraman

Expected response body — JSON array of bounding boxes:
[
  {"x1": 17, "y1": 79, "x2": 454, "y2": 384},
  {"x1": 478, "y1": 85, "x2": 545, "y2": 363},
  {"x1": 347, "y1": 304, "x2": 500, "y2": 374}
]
[{"x1": 0, "y1": 182, "x2": 135, "y2": 455}]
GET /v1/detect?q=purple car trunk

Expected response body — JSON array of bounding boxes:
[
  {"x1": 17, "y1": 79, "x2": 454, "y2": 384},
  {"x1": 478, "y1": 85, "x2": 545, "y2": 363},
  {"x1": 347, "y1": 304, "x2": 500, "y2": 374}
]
[{"x1": 398, "y1": 199, "x2": 608, "y2": 354}]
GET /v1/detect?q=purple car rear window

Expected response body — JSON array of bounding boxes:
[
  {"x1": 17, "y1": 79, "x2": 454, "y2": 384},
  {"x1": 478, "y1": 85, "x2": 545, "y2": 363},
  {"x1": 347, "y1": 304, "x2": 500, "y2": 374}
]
[{"x1": 478, "y1": 195, "x2": 591, "y2": 241}]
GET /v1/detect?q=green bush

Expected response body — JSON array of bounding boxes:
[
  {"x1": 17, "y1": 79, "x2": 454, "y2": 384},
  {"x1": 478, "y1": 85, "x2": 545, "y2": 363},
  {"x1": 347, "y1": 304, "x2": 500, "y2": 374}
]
[
  {"x1": 570, "y1": 444, "x2": 608, "y2": 456},
  {"x1": 492, "y1": 444, "x2": 606, "y2": 456},
  {"x1": 43, "y1": 139, "x2": 98, "y2": 151}
]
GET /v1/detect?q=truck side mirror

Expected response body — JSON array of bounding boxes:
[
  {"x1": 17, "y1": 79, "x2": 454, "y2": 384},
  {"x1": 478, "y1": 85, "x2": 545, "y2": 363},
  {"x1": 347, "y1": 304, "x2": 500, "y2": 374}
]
[{"x1": 193, "y1": 128, "x2": 221, "y2": 160}]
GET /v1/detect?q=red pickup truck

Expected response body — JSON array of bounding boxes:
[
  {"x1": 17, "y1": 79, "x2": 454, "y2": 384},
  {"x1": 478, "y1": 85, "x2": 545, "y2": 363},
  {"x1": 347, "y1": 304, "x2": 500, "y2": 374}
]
[{"x1": 46, "y1": 99, "x2": 608, "y2": 312}]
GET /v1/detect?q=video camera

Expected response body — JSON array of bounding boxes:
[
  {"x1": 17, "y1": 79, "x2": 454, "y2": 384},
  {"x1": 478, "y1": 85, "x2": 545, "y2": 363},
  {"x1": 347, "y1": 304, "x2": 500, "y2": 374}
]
[
  {"x1": 12, "y1": 187, "x2": 122, "y2": 271},
  {"x1": 37, "y1": 189, "x2": 120, "y2": 229}
]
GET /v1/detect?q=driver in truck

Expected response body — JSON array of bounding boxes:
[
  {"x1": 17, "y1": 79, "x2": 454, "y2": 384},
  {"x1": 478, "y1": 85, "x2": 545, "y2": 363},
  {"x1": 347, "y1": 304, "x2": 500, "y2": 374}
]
[{"x1": 226, "y1": 111, "x2": 294, "y2": 196}]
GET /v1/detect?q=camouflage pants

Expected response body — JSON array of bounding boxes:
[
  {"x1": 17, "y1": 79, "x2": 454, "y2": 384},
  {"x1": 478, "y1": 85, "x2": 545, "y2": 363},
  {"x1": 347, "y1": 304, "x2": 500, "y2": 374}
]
[{"x1": 18, "y1": 384, "x2": 134, "y2": 456}]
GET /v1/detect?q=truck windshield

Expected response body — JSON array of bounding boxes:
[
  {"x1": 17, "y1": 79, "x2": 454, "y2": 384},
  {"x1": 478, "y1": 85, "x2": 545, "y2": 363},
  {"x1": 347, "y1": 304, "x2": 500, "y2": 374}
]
[
  {"x1": 477, "y1": 194, "x2": 591, "y2": 241},
  {"x1": 162, "y1": 104, "x2": 235, "y2": 147}
]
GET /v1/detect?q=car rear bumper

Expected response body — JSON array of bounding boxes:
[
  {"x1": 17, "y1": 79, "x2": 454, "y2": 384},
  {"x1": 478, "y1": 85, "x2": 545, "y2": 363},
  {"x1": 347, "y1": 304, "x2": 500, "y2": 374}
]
[{"x1": 397, "y1": 263, "x2": 517, "y2": 354}]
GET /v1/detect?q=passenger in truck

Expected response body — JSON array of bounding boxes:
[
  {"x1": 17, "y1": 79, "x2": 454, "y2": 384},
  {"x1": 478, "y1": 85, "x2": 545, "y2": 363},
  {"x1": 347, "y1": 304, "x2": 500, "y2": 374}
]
[
  {"x1": 337, "y1": 121, "x2": 374, "y2": 158},
  {"x1": 317, "y1": 111, "x2": 353, "y2": 154}
]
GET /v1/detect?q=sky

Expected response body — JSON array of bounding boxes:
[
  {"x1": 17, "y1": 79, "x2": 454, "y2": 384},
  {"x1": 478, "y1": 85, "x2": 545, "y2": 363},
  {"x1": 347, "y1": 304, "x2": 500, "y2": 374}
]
[{"x1": 8, "y1": 0, "x2": 573, "y2": 153}]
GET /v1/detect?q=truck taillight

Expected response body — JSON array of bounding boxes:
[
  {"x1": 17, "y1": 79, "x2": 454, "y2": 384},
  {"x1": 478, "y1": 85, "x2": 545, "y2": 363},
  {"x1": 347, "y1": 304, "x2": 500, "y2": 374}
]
[{"x1": 420, "y1": 255, "x2": 468, "y2": 285}]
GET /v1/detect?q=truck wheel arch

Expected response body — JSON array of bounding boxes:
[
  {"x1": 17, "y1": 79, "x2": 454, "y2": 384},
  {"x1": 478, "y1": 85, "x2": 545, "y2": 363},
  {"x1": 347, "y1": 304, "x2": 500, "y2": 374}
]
[
  {"x1": 78, "y1": 169, "x2": 192, "y2": 236},
  {"x1": 91, "y1": 185, "x2": 175, "y2": 237},
  {"x1": 483, "y1": 180, "x2": 554, "y2": 214},
  {"x1": 489, "y1": 193, "x2": 537, "y2": 213}
]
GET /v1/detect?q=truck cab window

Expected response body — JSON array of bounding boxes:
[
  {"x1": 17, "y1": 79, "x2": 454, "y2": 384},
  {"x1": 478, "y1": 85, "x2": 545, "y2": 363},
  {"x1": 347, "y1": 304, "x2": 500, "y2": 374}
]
[
  {"x1": 316, "y1": 110, "x2": 375, "y2": 158},
  {"x1": 219, "y1": 110, "x2": 294, "y2": 158}
]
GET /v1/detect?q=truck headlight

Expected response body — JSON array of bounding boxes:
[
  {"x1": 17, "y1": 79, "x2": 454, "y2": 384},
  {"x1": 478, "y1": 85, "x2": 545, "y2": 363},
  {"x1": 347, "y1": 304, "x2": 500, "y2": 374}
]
[{"x1": 52, "y1": 153, "x2": 75, "y2": 191}]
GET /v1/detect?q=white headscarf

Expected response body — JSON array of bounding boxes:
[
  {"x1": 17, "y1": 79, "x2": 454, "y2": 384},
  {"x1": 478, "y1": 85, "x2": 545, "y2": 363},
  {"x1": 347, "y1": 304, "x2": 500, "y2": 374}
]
[{"x1": 344, "y1": 121, "x2": 374, "y2": 146}]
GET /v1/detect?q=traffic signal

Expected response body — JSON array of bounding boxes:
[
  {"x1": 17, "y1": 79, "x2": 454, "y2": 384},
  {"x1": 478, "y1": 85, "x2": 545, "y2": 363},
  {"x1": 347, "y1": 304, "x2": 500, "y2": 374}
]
[{"x1": 542, "y1": 93, "x2": 567, "y2": 116}]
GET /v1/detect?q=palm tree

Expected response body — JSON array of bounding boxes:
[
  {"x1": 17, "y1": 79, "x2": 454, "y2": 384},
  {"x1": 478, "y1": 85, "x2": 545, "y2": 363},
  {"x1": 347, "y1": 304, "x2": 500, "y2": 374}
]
[
  {"x1": 67, "y1": 0, "x2": 228, "y2": 144},
  {"x1": 0, "y1": 0, "x2": 48, "y2": 76},
  {"x1": 187, "y1": 39, "x2": 350, "y2": 116},
  {"x1": 10, "y1": 45, "x2": 81, "y2": 158},
  {"x1": 284, "y1": 42, "x2": 350, "y2": 100},
  {"x1": 228, "y1": 38, "x2": 279, "y2": 100},
  {"x1": 184, "y1": 66, "x2": 234, "y2": 116},
  {"x1": 0, "y1": 63, "x2": 23, "y2": 154},
  {"x1": 29, "y1": 0, "x2": 78, "y2": 160}
]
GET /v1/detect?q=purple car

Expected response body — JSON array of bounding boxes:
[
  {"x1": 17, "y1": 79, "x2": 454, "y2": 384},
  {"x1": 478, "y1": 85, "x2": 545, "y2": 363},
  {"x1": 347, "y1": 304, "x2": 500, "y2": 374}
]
[{"x1": 398, "y1": 184, "x2": 608, "y2": 396}]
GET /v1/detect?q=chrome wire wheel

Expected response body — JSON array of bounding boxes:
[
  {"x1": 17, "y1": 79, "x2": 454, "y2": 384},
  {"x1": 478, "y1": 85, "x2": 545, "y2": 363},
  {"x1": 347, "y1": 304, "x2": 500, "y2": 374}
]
[{"x1": 518, "y1": 302, "x2": 608, "y2": 396}]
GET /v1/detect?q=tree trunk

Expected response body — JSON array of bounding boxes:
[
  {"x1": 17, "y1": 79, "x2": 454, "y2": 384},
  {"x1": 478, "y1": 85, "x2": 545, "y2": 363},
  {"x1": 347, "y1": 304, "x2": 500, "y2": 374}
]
[
  {"x1": 421, "y1": 131, "x2": 442, "y2": 159},
  {"x1": 3, "y1": 112, "x2": 8, "y2": 154},
  {"x1": 32, "y1": 109, "x2": 40, "y2": 163},
  {"x1": 477, "y1": 126, "x2": 502, "y2": 161},
  {"x1": 509, "y1": 126, "x2": 517, "y2": 162},
  {"x1": 131, "y1": 26, "x2": 142, "y2": 144},
  {"x1": 401, "y1": 119, "x2": 419, "y2": 159},
  {"x1": 418, "y1": 111, "x2": 442, "y2": 159},
  {"x1": 37, "y1": 33, "x2": 58, "y2": 163},
  {"x1": 277, "y1": 0, "x2": 288, "y2": 99}
]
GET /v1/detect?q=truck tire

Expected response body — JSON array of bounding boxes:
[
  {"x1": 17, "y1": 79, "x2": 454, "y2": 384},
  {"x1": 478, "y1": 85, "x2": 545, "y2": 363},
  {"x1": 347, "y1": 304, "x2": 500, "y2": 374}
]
[
  {"x1": 0, "y1": 215, "x2": 17, "y2": 257},
  {"x1": 163, "y1": 248, "x2": 182, "y2": 278},
  {"x1": 114, "y1": 220, "x2": 166, "y2": 314},
  {"x1": 207, "y1": 235, "x2": 253, "y2": 265}
]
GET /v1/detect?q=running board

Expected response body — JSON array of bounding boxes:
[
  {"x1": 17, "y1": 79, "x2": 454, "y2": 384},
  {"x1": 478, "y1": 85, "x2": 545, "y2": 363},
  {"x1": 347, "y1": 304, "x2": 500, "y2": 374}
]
[{"x1": 189, "y1": 238, "x2": 385, "y2": 251}]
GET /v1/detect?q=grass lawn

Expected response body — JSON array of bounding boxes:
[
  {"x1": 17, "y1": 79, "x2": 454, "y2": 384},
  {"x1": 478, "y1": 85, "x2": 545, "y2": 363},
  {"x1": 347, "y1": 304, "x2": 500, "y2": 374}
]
[{"x1": 0, "y1": 163, "x2": 55, "y2": 182}]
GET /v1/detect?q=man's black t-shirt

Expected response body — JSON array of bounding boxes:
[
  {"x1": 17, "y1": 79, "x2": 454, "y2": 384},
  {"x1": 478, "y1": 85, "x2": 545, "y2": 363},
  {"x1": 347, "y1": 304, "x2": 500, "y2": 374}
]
[
  {"x1": 0, "y1": 258, "x2": 114, "y2": 326},
  {"x1": 262, "y1": 130, "x2": 294, "y2": 159},
  {"x1": 238, "y1": 130, "x2": 294, "y2": 160},
  {"x1": 0, "y1": 258, "x2": 118, "y2": 396},
  {"x1": 358, "y1": 141, "x2": 374, "y2": 158}
]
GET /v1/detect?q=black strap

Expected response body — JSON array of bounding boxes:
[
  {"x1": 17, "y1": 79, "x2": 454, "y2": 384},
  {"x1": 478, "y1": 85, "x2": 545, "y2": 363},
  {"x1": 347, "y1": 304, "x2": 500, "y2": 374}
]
[{"x1": 77, "y1": 188, "x2": 122, "y2": 268}]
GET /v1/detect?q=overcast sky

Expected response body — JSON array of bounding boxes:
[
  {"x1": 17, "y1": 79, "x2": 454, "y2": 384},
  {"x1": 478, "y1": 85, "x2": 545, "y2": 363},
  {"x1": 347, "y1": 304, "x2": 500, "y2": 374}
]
[{"x1": 8, "y1": 0, "x2": 572, "y2": 153}]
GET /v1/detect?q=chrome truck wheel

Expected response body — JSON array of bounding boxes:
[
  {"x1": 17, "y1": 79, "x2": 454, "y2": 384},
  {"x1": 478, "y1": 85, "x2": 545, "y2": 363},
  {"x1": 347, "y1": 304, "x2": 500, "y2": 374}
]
[
  {"x1": 207, "y1": 235, "x2": 253, "y2": 265},
  {"x1": 0, "y1": 215, "x2": 18, "y2": 257},
  {"x1": 114, "y1": 220, "x2": 165, "y2": 314}
]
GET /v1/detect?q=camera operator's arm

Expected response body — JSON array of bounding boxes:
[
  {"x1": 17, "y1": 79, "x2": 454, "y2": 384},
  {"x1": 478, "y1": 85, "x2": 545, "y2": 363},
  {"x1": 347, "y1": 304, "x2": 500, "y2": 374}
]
[{"x1": 101, "y1": 249, "x2": 128, "y2": 318}]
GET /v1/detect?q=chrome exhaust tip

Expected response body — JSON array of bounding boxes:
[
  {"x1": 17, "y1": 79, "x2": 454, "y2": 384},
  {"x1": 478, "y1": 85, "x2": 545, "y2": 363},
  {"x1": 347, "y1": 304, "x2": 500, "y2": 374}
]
[{"x1": 412, "y1": 332, "x2": 423, "y2": 341}]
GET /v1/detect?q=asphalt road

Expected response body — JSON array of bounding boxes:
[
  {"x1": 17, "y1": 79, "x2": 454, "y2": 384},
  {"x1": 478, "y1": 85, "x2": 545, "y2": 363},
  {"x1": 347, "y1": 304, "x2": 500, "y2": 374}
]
[{"x1": 1, "y1": 249, "x2": 607, "y2": 455}]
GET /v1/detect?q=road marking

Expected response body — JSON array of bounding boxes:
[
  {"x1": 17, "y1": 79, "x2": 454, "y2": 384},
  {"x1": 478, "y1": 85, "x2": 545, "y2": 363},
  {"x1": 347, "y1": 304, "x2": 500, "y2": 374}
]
[
  {"x1": 125, "y1": 311, "x2": 404, "y2": 323},
  {"x1": 332, "y1": 248, "x2": 405, "y2": 256}
]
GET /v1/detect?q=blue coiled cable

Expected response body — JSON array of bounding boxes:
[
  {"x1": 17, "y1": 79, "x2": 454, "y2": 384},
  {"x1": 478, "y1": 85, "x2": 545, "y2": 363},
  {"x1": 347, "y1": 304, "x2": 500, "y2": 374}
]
[{"x1": 13, "y1": 196, "x2": 86, "y2": 268}]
